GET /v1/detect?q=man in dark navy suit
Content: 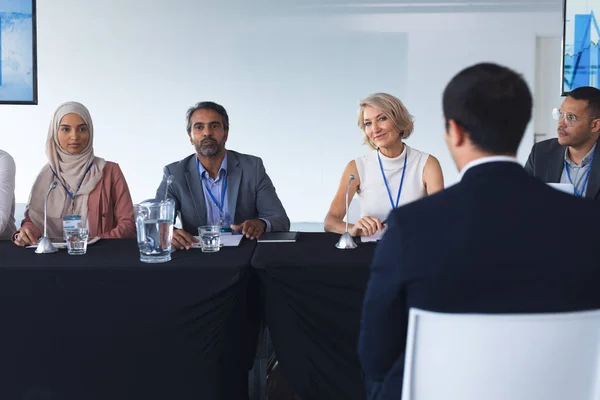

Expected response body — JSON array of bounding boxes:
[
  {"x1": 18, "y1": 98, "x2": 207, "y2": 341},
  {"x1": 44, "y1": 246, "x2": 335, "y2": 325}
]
[{"x1": 358, "y1": 63, "x2": 600, "y2": 400}]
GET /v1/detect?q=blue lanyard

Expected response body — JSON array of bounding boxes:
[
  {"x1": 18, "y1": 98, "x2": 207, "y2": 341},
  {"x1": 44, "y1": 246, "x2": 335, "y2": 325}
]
[
  {"x1": 202, "y1": 177, "x2": 227, "y2": 214},
  {"x1": 200, "y1": 170, "x2": 227, "y2": 221},
  {"x1": 377, "y1": 148, "x2": 407, "y2": 209},
  {"x1": 564, "y1": 150, "x2": 595, "y2": 197},
  {"x1": 50, "y1": 162, "x2": 94, "y2": 211},
  {"x1": 196, "y1": 158, "x2": 228, "y2": 223}
]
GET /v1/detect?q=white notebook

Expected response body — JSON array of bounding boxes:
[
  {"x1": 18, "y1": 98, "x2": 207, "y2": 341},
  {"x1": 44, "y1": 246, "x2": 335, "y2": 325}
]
[
  {"x1": 360, "y1": 230, "x2": 385, "y2": 243},
  {"x1": 547, "y1": 182, "x2": 575, "y2": 194},
  {"x1": 26, "y1": 236, "x2": 101, "y2": 249},
  {"x1": 192, "y1": 232, "x2": 243, "y2": 248}
]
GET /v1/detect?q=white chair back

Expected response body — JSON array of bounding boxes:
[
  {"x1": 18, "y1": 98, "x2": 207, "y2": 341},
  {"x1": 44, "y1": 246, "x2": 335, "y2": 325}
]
[{"x1": 402, "y1": 308, "x2": 600, "y2": 400}]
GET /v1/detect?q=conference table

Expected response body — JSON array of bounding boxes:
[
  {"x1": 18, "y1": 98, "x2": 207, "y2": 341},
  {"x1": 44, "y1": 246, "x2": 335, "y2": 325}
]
[
  {"x1": 0, "y1": 233, "x2": 377, "y2": 400},
  {"x1": 252, "y1": 232, "x2": 375, "y2": 400},
  {"x1": 0, "y1": 239, "x2": 260, "y2": 400}
]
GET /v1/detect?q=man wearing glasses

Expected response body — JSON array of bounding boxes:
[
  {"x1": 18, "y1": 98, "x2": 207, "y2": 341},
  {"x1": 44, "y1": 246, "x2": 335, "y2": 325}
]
[{"x1": 525, "y1": 86, "x2": 600, "y2": 199}]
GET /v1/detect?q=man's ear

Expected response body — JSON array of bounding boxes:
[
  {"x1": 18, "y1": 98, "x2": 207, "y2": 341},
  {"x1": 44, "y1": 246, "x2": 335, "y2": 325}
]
[
  {"x1": 446, "y1": 119, "x2": 468, "y2": 148},
  {"x1": 188, "y1": 133, "x2": 193, "y2": 145},
  {"x1": 590, "y1": 118, "x2": 600, "y2": 133}
]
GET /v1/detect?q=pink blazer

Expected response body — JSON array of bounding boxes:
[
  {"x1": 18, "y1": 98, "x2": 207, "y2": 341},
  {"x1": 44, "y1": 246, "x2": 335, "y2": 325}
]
[{"x1": 19, "y1": 162, "x2": 136, "y2": 239}]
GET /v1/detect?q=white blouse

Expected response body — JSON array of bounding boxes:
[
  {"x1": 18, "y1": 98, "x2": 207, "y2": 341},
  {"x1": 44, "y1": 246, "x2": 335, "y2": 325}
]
[{"x1": 355, "y1": 144, "x2": 429, "y2": 222}]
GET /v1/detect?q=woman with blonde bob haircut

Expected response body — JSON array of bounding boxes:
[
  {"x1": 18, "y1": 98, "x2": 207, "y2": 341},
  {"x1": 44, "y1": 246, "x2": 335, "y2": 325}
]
[
  {"x1": 13, "y1": 101, "x2": 136, "y2": 246},
  {"x1": 325, "y1": 93, "x2": 444, "y2": 237}
]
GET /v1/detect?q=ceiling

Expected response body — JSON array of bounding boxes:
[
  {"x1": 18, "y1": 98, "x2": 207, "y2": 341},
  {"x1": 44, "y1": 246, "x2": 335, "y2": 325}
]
[
  {"x1": 202, "y1": 0, "x2": 564, "y2": 16},
  {"x1": 301, "y1": 0, "x2": 562, "y2": 12},
  {"x1": 172, "y1": 0, "x2": 564, "y2": 19}
]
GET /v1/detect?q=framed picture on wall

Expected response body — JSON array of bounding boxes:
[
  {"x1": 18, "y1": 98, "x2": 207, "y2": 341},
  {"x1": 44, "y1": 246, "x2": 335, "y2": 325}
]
[{"x1": 0, "y1": 0, "x2": 37, "y2": 104}]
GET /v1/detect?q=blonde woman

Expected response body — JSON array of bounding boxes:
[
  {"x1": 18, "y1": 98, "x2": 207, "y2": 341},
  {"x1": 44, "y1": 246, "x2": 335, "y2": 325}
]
[
  {"x1": 13, "y1": 102, "x2": 136, "y2": 246},
  {"x1": 325, "y1": 93, "x2": 444, "y2": 237}
]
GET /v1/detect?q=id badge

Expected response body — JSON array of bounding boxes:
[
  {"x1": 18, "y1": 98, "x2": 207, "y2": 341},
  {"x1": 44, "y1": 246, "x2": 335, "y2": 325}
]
[
  {"x1": 63, "y1": 215, "x2": 82, "y2": 230},
  {"x1": 220, "y1": 212, "x2": 233, "y2": 233}
]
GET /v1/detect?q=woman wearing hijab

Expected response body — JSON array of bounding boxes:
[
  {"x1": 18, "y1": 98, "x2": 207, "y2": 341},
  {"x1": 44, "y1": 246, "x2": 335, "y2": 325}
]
[{"x1": 13, "y1": 102, "x2": 136, "y2": 246}]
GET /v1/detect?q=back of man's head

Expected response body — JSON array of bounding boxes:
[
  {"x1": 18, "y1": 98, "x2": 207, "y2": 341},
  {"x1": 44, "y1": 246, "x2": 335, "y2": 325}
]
[{"x1": 443, "y1": 63, "x2": 532, "y2": 154}]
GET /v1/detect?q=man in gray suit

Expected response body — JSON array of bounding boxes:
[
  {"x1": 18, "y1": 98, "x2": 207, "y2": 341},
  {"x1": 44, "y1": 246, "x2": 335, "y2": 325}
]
[
  {"x1": 155, "y1": 101, "x2": 289, "y2": 249},
  {"x1": 525, "y1": 86, "x2": 600, "y2": 199}
]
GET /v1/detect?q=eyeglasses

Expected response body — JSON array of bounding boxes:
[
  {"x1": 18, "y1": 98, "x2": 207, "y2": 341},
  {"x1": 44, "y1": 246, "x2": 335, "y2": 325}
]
[
  {"x1": 552, "y1": 107, "x2": 600, "y2": 126},
  {"x1": 552, "y1": 108, "x2": 579, "y2": 125}
]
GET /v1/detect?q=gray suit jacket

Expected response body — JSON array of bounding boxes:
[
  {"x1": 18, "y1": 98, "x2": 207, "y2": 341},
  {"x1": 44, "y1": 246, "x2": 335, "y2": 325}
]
[
  {"x1": 524, "y1": 138, "x2": 600, "y2": 200},
  {"x1": 155, "y1": 150, "x2": 290, "y2": 234}
]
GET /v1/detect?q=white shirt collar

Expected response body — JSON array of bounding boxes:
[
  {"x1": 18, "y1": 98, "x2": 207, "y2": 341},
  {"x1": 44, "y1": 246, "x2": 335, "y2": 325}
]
[{"x1": 459, "y1": 156, "x2": 520, "y2": 181}]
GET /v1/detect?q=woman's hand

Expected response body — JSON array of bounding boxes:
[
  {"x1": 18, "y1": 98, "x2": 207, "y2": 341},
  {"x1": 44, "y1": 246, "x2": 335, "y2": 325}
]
[
  {"x1": 13, "y1": 228, "x2": 39, "y2": 247},
  {"x1": 349, "y1": 216, "x2": 384, "y2": 237}
]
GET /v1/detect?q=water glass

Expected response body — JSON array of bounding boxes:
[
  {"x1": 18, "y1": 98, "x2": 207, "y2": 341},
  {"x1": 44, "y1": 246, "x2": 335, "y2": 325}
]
[
  {"x1": 199, "y1": 225, "x2": 221, "y2": 253},
  {"x1": 65, "y1": 228, "x2": 89, "y2": 255}
]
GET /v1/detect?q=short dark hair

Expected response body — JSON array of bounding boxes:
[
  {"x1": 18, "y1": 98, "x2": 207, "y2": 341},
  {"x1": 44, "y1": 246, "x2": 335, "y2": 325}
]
[
  {"x1": 442, "y1": 63, "x2": 532, "y2": 154},
  {"x1": 567, "y1": 86, "x2": 600, "y2": 118},
  {"x1": 186, "y1": 101, "x2": 230, "y2": 134}
]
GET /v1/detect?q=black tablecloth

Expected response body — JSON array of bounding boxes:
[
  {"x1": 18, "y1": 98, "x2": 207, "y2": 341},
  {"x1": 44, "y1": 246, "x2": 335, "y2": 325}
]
[
  {"x1": 0, "y1": 238, "x2": 259, "y2": 400},
  {"x1": 251, "y1": 232, "x2": 375, "y2": 400}
]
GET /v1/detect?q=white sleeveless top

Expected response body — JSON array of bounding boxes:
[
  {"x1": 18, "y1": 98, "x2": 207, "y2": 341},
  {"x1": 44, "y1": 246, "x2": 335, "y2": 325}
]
[{"x1": 355, "y1": 144, "x2": 429, "y2": 222}]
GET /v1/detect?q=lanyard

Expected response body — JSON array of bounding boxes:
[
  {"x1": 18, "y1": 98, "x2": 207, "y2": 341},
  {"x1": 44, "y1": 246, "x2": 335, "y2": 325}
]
[
  {"x1": 196, "y1": 158, "x2": 228, "y2": 223},
  {"x1": 564, "y1": 150, "x2": 595, "y2": 197},
  {"x1": 199, "y1": 167, "x2": 227, "y2": 224},
  {"x1": 51, "y1": 162, "x2": 94, "y2": 213},
  {"x1": 202, "y1": 177, "x2": 227, "y2": 216},
  {"x1": 377, "y1": 148, "x2": 407, "y2": 209}
]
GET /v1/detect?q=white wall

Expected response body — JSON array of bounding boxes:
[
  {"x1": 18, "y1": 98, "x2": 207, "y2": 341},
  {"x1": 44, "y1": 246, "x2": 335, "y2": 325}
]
[
  {"x1": 1, "y1": 2, "x2": 562, "y2": 222},
  {"x1": 337, "y1": 11, "x2": 563, "y2": 185},
  {"x1": 535, "y1": 36, "x2": 564, "y2": 142}
]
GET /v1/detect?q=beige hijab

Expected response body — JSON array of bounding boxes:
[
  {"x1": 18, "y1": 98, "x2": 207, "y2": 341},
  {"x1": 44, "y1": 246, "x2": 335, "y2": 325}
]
[{"x1": 26, "y1": 102, "x2": 106, "y2": 239}]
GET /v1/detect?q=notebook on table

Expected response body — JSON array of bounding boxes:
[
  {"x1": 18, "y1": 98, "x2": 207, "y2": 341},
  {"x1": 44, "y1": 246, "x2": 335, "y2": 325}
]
[
  {"x1": 360, "y1": 229, "x2": 385, "y2": 243},
  {"x1": 547, "y1": 182, "x2": 575, "y2": 194},
  {"x1": 257, "y1": 232, "x2": 300, "y2": 243},
  {"x1": 192, "y1": 232, "x2": 243, "y2": 248}
]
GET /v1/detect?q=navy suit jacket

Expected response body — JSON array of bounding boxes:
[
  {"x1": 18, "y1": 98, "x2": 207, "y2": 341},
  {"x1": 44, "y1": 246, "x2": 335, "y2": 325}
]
[{"x1": 358, "y1": 161, "x2": 600, "y2": 400}]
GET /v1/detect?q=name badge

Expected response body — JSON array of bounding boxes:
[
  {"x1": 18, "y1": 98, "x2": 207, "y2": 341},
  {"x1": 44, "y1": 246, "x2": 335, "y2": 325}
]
[
  {"x1": 220, "y1": 212, "x2": 232, "y2": 233},
  {"x1": 63, "y1": 215, "x2": 82, "y2": 230}
]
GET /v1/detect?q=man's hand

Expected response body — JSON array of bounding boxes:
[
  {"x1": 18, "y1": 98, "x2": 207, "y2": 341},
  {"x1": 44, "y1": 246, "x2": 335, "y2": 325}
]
[
  {"x1": 230, "y1": 219, "x2": 267, "y2": 240},
  {"x1": 13, "y1": 228, "x2": 39, "y2": 247},
  {"x1": 172, "y1": 228, "x2": 199, "y2": 250}
]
